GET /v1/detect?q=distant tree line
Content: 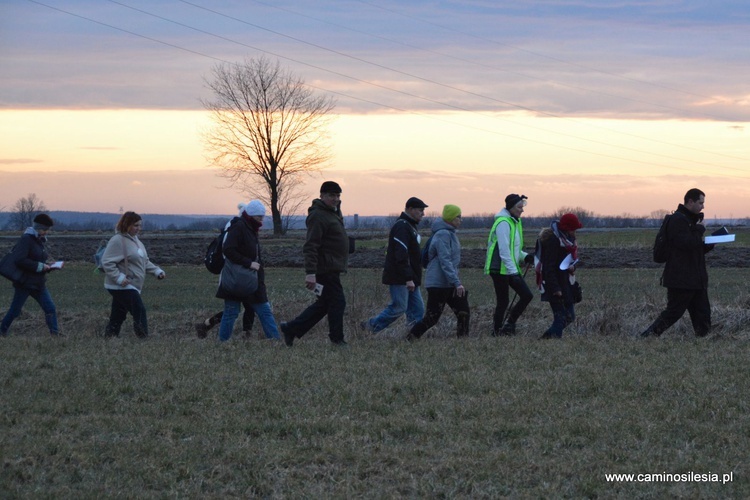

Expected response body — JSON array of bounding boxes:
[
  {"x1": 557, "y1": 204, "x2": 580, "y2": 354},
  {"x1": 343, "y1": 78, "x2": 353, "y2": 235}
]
[{"x1": 1, "y1": 194, "x2": 746, "y2": 232}]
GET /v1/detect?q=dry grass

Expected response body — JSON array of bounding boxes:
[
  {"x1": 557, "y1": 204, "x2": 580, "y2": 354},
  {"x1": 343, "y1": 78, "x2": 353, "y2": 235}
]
[{"x1": 1, "y1": 264, "x2": 749, "y2": 497}]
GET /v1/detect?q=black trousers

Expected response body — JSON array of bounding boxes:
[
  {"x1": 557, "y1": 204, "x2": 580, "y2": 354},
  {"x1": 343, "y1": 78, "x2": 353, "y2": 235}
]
[
  {"x1": 648, "y1": 287, "x2": 711, "y2": 336},
  {"x1": 490, "y1": 274, "x2": 533, "y2": 333},
  {"x1": 409, "y1": 287, "x2": 470, "y2": 338},
  {"x1": 284, "y1": 272, "x2": 346, "y2": 343},
  {"x1": 106, "y1": 289, "x2": 148, "y2": 338}
]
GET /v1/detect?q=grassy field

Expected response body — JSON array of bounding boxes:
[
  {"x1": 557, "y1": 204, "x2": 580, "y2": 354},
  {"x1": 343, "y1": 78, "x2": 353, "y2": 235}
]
[{"x1": 1, "y1": 263, "x2": 750, "y2": 497}]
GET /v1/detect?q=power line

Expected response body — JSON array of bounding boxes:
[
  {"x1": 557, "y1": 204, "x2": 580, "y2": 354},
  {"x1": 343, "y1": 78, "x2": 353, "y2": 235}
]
[
  {"x1": 355, "y1": 0, "x2": 741, "y2": 105},
  {"x1": 240, "y1": 0, "x2": 750, "y2": 165},
  {"x1": 25, "y1": 0, "x2": 750, "y2": 179},
  {"x1": 169, "y1": 0, "x2": 750, "y2": 172}
]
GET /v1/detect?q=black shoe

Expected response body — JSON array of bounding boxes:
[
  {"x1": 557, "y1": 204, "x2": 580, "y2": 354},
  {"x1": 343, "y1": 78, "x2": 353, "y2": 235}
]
[
  {"x1": 332, "y1": 339, "x2": 348, "y2": 347},
  {"x1": 539, "y1": 332, "x2": 557, "y2": 340},
  {"x1": 195, "y1": 322, "x2": 209, "y2": 339},
  {"x1": 50, "y1": 331, "x2": 65, "y2": 337},
  {"x1": 500, "y1": 322, "x2": 516, "y2": 336},
  {"x1": 280, "y1": 322, "x2": 294, "y2": 347}
]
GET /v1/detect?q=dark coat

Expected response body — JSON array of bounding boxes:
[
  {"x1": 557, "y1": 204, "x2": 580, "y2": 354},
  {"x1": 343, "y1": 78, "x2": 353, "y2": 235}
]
[
  {"x1": 8, "y1": 231, "x2": 49, "y2": 291},
  {"x1": 303, "y1": 199, "x2": 349, "y2": 275},
  {"x1": 662, "y1": 204, "x2": 713, "y2": 290},
  {"x1": 537, "y1": 228, "x2": 574, "y2": 303},
  {"x1": 216, "y1": 217, "x2": 268, "y2": 303},
  {"x1": 382, "y1": 212, "x2": 422, "y2": 286}
]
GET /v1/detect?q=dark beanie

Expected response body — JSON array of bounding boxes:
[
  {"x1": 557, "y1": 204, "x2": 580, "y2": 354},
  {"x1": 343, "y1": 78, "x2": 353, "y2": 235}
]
[
  {"x1": 32, "y1": 213, "x2": 54, "y2": 230},
  {"x1": 505, "y1": 194, "x2": 527, "y2": 210},
  {"x1": 320, "y1": 181, "x2": 342, "y2": 194}
]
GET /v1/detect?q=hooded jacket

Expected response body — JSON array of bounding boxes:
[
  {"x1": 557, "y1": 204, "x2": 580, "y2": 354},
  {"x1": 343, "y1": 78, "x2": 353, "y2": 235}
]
[
  {"x1": 424, "y1": 219, "x2": 461, "y2": 289},
  {"x1": 6, "y1": 228, "x2": 50, "y2": 291},
  {"x1": 484, "y1": 208, "x2": 528, "y2": 276},
  {"x1": 303, "y1": 199, "x2": 349, "y2": 275}
]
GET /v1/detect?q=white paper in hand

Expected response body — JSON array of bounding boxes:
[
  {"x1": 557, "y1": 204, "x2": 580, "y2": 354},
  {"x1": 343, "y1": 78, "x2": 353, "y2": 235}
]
[{"x1": 559, "y1": 254, "x2": 579, "y2": 270}]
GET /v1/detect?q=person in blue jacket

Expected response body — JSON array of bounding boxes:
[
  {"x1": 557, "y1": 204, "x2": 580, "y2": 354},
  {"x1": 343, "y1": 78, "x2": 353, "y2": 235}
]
[
  {"x1": 407, "y1": 204, "x2": 469, "y2": 340},
  {"x1": 0, "y1": 214, "x2": 61, "y2": 336}
]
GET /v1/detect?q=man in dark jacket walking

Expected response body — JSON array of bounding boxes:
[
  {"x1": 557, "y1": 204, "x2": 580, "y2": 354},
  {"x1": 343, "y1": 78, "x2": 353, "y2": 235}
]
[
  {"x1": 641, "y1": 188, "x2": 714, "y2": 337},
  {"x1": 281, "y1": 181, "x2": 349, "y2": 346},
  {"x1": 361, "y1": 197, "x2": 428, "y2": 334}
]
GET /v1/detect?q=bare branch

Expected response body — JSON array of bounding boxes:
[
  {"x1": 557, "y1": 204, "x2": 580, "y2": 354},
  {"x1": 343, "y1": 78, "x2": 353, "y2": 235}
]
[
  {"x1": 6, "y1": 193, "x2": 48, "y2": 230},
  {"x1": 202, "y1": 57, "x2": 335, "y2": 234}
]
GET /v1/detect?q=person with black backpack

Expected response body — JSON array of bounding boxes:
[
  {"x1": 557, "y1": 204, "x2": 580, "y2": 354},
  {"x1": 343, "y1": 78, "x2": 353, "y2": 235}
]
[
  {"x1": 214, "y1": 200, "x2": 280, "y2": 342},
  {"x1": 361, "y1": 197, "x2": 428, "y2": 334},
  {"x1": 407, "y1": 204, "x2": 469, "y2": 340},
  {"x1": 641, "y1": 188, "x2": 715, "y2": 338},
  {"x1": 195, "y1": 205, "x2": 256, "y2": 339}
]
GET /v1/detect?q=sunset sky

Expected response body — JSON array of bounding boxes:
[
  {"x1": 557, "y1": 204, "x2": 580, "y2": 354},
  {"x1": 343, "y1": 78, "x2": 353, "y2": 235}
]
[{"x1": 1, "y1": 0, "x2": 749, "y2": 218}]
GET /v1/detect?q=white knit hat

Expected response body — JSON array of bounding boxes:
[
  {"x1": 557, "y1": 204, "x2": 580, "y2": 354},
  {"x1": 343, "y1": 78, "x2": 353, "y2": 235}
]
[{"x1": 241, "y1": 200, "x2": 266, "y2": 217}]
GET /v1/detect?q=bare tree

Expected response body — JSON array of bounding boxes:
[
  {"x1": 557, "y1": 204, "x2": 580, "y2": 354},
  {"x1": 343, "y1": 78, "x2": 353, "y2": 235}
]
[
  {"x1": 7, "y1": 193, "x2": 47, "y2": 230},
  {"x1": 202, "y1": 56, "x2": 336, "y2": 235}
]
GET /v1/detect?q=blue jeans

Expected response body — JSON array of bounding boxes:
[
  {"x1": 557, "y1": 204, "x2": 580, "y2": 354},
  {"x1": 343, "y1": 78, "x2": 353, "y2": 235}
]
[
  {"x1": 106, "y1": 289, "x2": 148, "y2": 337},
  {"x1": 219, "y1": 300, "x2": 280, "y2": 341},
  {"x1": 1, "y1": 286, "x2": 59, "y2": 335},
  {"x1": 544, "y1": 297, "x2": 575, "y2": 338},
  {"x1": 368, "y1": 285, "x2": 424, "y2": 333}
]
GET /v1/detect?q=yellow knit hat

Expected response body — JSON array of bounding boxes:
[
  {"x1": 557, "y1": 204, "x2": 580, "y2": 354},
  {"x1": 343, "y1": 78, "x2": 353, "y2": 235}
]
[{"x1": 442, "y1": 204, "x2": 461, "y2": 222}]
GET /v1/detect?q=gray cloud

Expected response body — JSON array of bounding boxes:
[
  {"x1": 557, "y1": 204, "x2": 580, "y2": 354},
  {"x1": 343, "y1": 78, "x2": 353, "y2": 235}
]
[{"x1": 1, "y1": 1, "x2": 749, "y2": 121}]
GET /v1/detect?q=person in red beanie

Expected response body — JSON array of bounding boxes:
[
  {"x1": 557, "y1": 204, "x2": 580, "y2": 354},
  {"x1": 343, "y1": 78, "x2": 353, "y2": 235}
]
[{"x1": 534, "y1": 213, "x2": 583, "y2": 339}]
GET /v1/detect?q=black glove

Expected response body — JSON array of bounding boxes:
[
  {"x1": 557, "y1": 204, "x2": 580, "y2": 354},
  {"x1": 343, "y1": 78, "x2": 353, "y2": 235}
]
[{"x1": 524, "y1": 253, "x2": 535, "y2": 265}]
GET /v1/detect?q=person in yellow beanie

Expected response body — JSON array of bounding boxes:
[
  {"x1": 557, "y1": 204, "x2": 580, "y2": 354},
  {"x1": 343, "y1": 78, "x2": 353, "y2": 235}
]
[{"x1": 408, "y1": 204, "x2": 470, "y2": 339}]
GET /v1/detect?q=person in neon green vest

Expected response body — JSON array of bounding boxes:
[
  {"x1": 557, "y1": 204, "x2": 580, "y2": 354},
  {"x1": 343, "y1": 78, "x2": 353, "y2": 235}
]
[{"x1": 484, "y1": 194, "x2": 535, "y2": 336}]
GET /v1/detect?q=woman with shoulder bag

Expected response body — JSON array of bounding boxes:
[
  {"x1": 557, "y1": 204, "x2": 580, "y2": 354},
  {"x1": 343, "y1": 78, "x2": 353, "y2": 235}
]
[
  {"x1": 101, "y1": 211, "x2": 165, "y2": 338},
  {"x1": 536, "y1": 213, "x2": 583, "y2": 339},
  {"x1": 216, "y1": 200, "x2": 280, "y2": 342},
  {"x1": 0, "y1": 214, "x2": 62, "y2": 337}
]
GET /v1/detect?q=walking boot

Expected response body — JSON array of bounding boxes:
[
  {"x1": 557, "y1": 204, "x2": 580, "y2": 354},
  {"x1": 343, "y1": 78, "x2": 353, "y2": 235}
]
[
  {"x1": 499, "y1": 322, "x2": 517, "y2": 336},
  {"x1": 195, "y1": 322, "x2": 210, "y2": 339}
]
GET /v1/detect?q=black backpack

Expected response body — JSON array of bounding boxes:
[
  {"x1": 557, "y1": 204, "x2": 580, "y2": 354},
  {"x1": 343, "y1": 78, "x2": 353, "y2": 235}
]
[
  {"x1": 204, "y1": 220, "x2": 233, "y2": 274},
  {"x1": 653, "y1": 212, "x2": 686, "y2": 263}
]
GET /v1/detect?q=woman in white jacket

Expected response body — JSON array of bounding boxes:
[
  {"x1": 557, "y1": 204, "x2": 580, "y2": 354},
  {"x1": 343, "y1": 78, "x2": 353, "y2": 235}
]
[{"x1": 101, "y1": 212, "x2": 165, "y2": 338}]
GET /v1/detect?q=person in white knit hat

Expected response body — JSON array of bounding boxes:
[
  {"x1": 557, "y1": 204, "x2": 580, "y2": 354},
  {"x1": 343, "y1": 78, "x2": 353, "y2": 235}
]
[
  {"x1": 214, "y1": 200, "x2": 280, "y2": 341},
  {"x1": 195, "y1": 201, "x2": 263, "y2": 339}
]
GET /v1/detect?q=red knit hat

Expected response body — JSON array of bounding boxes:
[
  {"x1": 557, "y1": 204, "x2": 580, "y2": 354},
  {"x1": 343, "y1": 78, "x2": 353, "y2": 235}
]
[{"x1": 559, "y1": 213, "x2": 583, "y2": 232}]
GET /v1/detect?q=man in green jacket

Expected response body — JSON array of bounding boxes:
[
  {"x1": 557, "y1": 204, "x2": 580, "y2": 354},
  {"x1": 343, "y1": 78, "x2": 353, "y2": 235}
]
[{"x1": 281, "y1": 181, "x2": 349, "y2": 346}]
